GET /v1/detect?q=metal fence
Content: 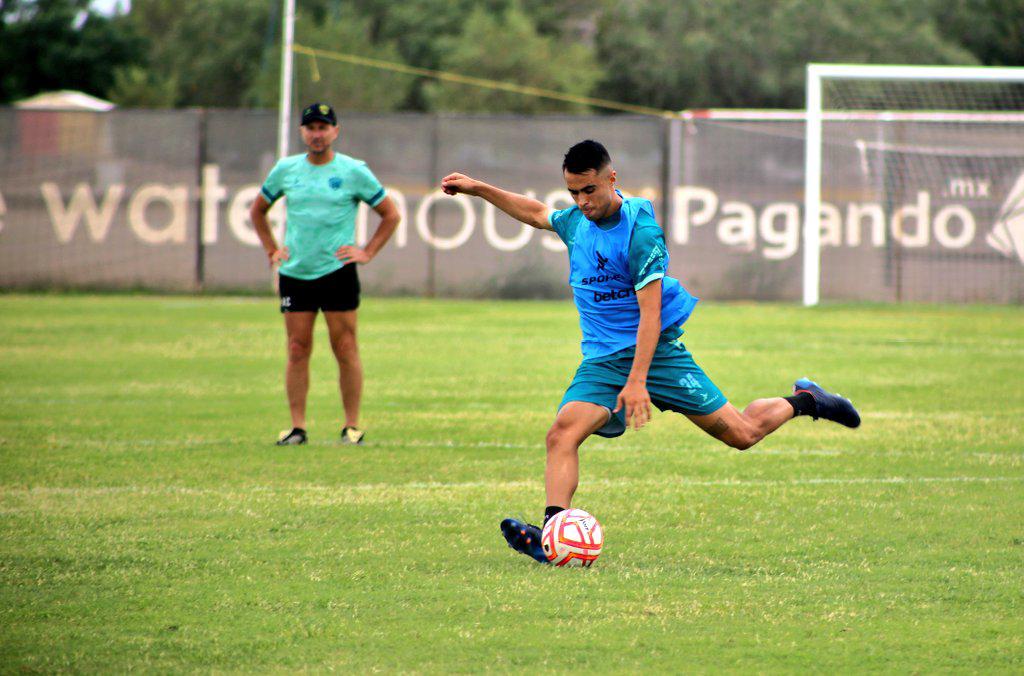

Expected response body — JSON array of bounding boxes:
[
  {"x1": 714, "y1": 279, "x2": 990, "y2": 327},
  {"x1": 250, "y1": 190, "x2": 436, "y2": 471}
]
[{"x1": 1, "y1": 108, "x2": 1021, "y2": 303}]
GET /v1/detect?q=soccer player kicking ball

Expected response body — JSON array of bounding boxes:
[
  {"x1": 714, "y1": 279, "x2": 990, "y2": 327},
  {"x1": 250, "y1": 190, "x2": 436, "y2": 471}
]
[{"x1": 441, "y1": 140, "x2": 860, "y2": 565}]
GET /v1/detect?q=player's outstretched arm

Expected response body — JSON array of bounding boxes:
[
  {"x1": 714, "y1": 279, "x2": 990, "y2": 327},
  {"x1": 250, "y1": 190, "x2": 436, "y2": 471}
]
[{"x1": 441, "y1": 173, "x2": 552, "y2": 230}]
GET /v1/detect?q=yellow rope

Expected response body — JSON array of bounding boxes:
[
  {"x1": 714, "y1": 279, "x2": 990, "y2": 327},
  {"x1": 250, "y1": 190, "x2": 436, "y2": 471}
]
[
  {"x1": 292, "y1": 43, "x2": 679, "y2": 118},
  {"x1": 309, "y1": 49, "x2": 320, "y2": 83}
]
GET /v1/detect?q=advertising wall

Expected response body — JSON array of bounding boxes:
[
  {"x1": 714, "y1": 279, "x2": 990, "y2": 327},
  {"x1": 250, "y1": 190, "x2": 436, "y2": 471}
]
[{"x1": 1, "y1": 108, "x2": 1021, "y2": 303}]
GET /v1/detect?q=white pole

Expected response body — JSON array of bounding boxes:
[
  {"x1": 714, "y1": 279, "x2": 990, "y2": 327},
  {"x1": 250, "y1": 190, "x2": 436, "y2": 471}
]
[
  {"x1": 277, "y1": 0, "x2": 296, "y2": 159},
  {"x1": 803, "y1": 64, "x2": 822, "y2": 307}
]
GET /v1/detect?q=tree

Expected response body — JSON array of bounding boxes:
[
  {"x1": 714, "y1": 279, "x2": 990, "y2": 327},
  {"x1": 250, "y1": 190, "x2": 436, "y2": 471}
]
[
  {"x1": 343, "y1": 0, "x2": 594, "y2": 110},
  {"x1": 123, "y1": 0, "x2": 272, "y2": 107},
  {"x1": 594, "y1": 0, "x2": 978, "y2": 110},
  {"x1": 246, "y1": 7, "x2": 415, "y2": 112},
  {"x1": 106, "y1": 66, "x2": 178, "y2": 108},
  {"x1": 422, "y1": 4, "x2": 601, "y2": 113},
  {"x1": 0, "y1": 0, "x2": 144, "y2": 104},
  {"x1": 935, "y1": 0, "x2": 1024, "y2": 67}
]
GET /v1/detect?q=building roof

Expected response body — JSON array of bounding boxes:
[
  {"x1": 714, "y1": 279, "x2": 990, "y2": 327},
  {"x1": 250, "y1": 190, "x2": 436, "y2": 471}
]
[{"x1": 14, "y1": 90, "x2": 116, "y2": 112}]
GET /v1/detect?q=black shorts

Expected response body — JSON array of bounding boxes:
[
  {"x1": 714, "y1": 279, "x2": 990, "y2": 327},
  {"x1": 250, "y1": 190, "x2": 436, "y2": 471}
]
[{"x1": 278, "y1": 264, "x2": 360, "y2": 313}]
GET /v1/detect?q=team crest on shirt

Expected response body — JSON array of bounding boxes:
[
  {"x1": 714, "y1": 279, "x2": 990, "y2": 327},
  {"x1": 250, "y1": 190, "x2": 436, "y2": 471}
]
[
  {"x1": 329, "y1": 177, "x2": 343, "y2": 190},
  {"x1": 595, "y1": 250, "x2": 609, "y2": 270}
]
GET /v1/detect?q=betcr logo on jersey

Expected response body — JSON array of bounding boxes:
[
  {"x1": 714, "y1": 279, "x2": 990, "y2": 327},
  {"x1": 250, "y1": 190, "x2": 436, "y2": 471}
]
[
  {"x1": 593, "y1": 287, "x2": 636, "y2": 303},
  {"x1": 986, "y1": 171, "x2": 1024, "y2": 265}
]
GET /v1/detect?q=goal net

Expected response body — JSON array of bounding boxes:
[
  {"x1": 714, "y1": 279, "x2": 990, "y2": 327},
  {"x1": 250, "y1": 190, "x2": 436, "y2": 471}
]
[{"x1": 804, "y1": 64, "x2": 1024, "y2": 304}]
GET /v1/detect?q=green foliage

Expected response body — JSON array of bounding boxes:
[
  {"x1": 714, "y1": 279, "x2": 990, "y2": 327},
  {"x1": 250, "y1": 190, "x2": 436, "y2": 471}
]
[
  {"x1": 422, "y1": 4, "x2": 601, "y2": 113},
  {"x1": 339, "y1": 0, "x2": 591, "y2": 109},
  {"x1": 595, "y1": 0, "x2": 979, "y2": 110},
  {"x1": 124, "y1": 0, "x2": 272, "y2": 107},
  {"x1": 4, "y1": 1, "x2": 1024, "y2": 112},
  {"x1": 0, "y1": 295, "x2": 1022, "y2": 670},
  {"x1": 935, "y1": 0, "x2": 1024, "y2": 67},
  {"x1": 106, "y1": 66, "x2": 178, "y2": 108},
  {"x1": 0, "y1": 0, "x2": 144, "y2": 104},
  {"x1": 345, "y1": 0, "x2": 582, "y2": 69},
  {"x1": 247, "y1": 7, "x2": 415, "y2": 113}
]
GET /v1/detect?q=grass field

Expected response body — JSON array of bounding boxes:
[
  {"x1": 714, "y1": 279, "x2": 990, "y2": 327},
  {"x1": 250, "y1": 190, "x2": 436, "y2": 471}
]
[{"x1": 1, "y1": 293, "x2": 1022, "y2": 672}]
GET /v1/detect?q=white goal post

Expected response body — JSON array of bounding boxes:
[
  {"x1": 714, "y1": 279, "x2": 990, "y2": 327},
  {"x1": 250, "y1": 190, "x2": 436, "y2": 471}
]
[{"x1": 803, "y1": 63, "x2": 1024, "y2": 306}]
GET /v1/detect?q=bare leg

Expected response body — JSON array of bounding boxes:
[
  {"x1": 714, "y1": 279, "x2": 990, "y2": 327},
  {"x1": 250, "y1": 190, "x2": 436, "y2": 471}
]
[
  {"x1": 687, "y1": 398, "x2": 794, "y2": 450},
  {"x1": 545, "y1": 402, "x2": 612, "y2": 508},
  {"x1": 324, "y1": 310, "x2": 361, "y2": 429},
  {"x1": 284, "y1": 312, "x2": 317, "y2": 429}
]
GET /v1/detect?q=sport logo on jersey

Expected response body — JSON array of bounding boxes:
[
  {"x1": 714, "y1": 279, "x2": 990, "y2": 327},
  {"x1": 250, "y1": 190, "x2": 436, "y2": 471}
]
[
  {"x1": 580, "y1": 272, "x2": 624, "y2": 286},
  {"x1": 595, "y1": 250, "x2": 609, "y2": 270}
]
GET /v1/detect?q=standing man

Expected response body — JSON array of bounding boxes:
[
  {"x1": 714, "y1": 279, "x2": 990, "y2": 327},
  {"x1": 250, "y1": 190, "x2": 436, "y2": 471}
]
[
  {"x1": 251, "y1": 102, "x2": 400, "y2": 446},
  {"x1": 441, "y1": 140, "x2": 860, "y2": 564}
]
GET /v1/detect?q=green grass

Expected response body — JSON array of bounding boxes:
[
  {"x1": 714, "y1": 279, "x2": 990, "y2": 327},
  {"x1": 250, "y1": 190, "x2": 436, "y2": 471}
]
[{"x1": 1, "y1": 294, "x2": 1022, "y2": 672}]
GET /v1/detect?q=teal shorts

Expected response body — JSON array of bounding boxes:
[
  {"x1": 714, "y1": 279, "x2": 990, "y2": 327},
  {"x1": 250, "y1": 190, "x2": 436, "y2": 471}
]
[{"x1": 559, "y1": 332, "x2": 727, "y2": 438}]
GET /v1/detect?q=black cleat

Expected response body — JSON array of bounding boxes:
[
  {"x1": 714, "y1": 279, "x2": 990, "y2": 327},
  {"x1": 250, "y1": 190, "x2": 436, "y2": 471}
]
[
  {"x1": 793, "y1": 378, "x2": 861, "y2": 428},
  {"x1": 276, "y1": 428, "x2": 307, "y2": 445},
  {"x1": 500, "y1": 518, "x2": 549, "y2": 564},
  {"x1": 340, "y1": 426, "x2": 365, "y2": 445}
]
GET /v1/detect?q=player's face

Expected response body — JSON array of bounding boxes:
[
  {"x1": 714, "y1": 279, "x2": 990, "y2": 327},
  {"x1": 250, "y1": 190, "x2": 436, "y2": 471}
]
[
  {"x1": 564, "y1": 166, "x2": 618, "y2": 220},
  {"x1": 300, "y1": 121, "x2": 339, "y2": 155}
]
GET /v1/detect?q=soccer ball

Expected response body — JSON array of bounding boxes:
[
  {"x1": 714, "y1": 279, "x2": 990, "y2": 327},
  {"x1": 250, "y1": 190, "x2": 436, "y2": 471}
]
[{"x1": 541, "y1": 508, "x2": 604, "y2": 567}]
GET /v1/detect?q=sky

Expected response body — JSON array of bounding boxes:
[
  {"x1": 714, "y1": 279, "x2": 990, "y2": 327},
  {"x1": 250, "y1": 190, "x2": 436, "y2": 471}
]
[{"x1": 90, "y1": 0, "x2": 129, "y2": 15}]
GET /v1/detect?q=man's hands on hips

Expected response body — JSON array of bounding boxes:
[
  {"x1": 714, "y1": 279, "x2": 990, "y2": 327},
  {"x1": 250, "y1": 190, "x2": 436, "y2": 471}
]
[
  {"x1": 614, "y1": 379, "x2": 652, "y2": 431},
  {"x1": 269, "y1": 247, "x2": 290, "y2": 266},
  {"x1": 441, "y1": 173, "x2": 481, "y2": 196},
  {"x1": 336, "y1": 245, "x2": 371, "y2": 264}
]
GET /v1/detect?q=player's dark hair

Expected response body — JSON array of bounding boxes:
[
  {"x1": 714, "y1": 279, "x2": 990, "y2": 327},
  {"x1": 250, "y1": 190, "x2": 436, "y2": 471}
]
[{"x1": 562, "y1": 140, "x2": 611, "y2": 174}]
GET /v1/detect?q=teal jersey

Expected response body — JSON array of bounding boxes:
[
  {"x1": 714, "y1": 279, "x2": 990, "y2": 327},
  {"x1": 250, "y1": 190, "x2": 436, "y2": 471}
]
[
  {"x1": 260, "y1": 152, "x2": 386, "y2": 280},
  {"x1": 550, "y1": 197, "x2": 673, "y2": 289},
  {"x1": 549, "y1": 194, "x2": 698, "y2": 360}
]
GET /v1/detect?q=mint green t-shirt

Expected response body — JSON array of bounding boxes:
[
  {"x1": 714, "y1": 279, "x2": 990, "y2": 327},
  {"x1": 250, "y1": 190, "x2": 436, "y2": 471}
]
[{"x1": 260, "y1": 152, "x2": 386, "y2": 280}]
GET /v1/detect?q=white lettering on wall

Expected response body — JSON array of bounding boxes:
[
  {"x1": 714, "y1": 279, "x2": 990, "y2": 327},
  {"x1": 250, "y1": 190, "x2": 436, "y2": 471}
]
[
  {"x1": 891, "y1": 190, "x2": 930, "y2": 248},
  {"x1": 846, "y1": 203, "x2": 885, "y2": 247},
  {"x1": 934, "y1": 205, "x2": 975, "y2": 249},
  {"x1": 671, "y1": 186, "x2": 717, "y2": 244},
  {"x1": 388, "y1": 189, "x2": 408, "y2": 247},
  {"x1": 717, "y1": 201, "x2": 756, "y2": 251},
  {"x1": 22, "y1": 169, "x2": 995, "y2": 260},
  {"x1": 820, "y1": 203, "x2": 842, "y2": 247},
  {"x1": 229, "y1": 186, "x2": 274, "y2": 246},
  {"x1": 483, "y1": 190, "x2": 536, "y2": 252},
  {"x1": 128, "y1": 184, "x2": 188, "y2": 244},
  {"x1": 42, "y1": 182, "x2": 125, "y2": 243},
  {"x1": 759, "y1": 202, "x2": 799, "y2": 260},
  {"x1": 417, "y1": 190, "x2": 475, "y2": 250},
  {"x1": 201, "y1": 164, "x2": 227, "y2": 244}
]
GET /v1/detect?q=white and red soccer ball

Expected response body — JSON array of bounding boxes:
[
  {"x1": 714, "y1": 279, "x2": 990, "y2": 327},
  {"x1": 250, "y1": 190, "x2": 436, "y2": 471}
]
[{"x1": 541, "y1": 508, "x2": 604, "y2": 567}]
